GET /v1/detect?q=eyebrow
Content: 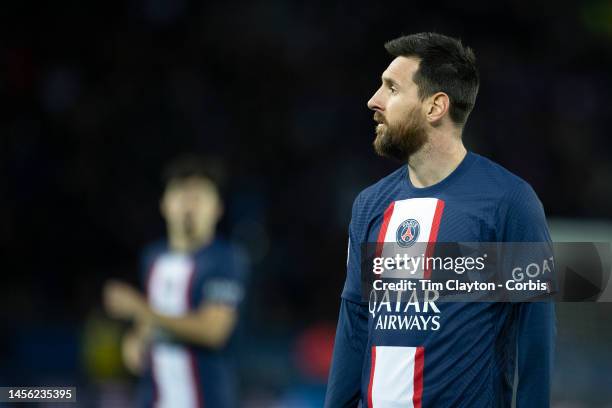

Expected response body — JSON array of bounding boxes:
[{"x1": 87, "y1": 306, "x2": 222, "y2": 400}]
[{"x1": 381, "y1": 75, "x2": 399, "y2": 88}]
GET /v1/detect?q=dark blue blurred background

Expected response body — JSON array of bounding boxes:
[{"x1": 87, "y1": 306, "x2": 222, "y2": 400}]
[{"x1": 1, "y1": 0, "x2": 611, "y2": 406}]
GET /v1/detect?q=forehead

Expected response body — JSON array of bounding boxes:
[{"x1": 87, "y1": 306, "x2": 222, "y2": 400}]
[
  {"x1": 382, "y1": 56, "x2": 420, "y2": 86},
  {"x1": 166, "y1": 176, "x2": 217, "y2": 194}
]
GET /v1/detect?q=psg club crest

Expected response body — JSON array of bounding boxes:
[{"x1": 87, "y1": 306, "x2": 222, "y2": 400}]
[{"x1": 396, "y1": 219, "x2": 420, "y2": 247}]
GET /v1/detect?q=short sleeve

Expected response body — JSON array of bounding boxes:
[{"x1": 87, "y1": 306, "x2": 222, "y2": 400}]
[{"x1": 196, "y1": 244, "x2": 249, "y2": 308}]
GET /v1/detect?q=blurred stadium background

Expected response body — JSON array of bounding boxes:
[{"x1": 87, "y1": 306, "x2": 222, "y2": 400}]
[{"x1": 1, "y1": 0, "x2": 611, "y2": 406}]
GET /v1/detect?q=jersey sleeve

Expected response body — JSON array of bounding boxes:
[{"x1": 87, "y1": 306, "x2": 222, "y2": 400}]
[
  {"x1": 324, "y1": 298, "x2": 369, "y2": 408},
  {"x1": 498, "y1": 181, "x2": 556, "y2": 407},
  {"x1": 196, "y1": 245, "x2": 249, "y2": 308},
  {"x1": 499, "y1": 181, "x2": 551, "y2": 243},
  {"x1": 326, "y1": 193, "x2": 369, "y2": 406},
  {"x1": 498, "y1": 181, "x2": 557, "y2": 300},
  {"x1": 341, "y1": 193, "x2": 365, "y2": 304},
  {"x1": 512, "y1": 301, "x2": 555, "y2": 407}
]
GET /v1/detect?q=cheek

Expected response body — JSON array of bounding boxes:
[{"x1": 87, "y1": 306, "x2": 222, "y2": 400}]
[
  {"x1": 386, "y1": 97, "x2": 407, "y2": 117},
  {"x1": 195, "y1": 200, "x2": 219, "y2": 220},
  {"x1": 163, "y1": 199, "x2": 181, "y2": 217},
  {"x1": 392, "y1": 98, "x2": 420, "y2": 121},
  {"x1": 168, "y1": 205, "x2": 185, "y2": 223}
]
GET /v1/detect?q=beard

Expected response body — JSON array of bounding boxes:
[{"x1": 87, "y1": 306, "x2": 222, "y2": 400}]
[{"x1": 373, "y1": 107, "x2": 428, "y2": 161}]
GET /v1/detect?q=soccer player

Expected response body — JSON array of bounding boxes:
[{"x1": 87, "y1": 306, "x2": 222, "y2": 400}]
[
  {"x1": 324, "y1": 33, "x2": 555, "y2": 407},
  {"x1": 104, "y1": 156, "x2": 248, "y2": 408}
]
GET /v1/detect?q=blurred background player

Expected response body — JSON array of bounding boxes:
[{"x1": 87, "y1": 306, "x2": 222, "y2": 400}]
[{"x1": 103, "y1": 155, "x2": 248, "y2": 408}]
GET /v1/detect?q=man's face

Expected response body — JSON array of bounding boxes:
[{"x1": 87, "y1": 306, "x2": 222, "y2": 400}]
[
  {"x1": 367, "y1": 56, "x2": 428, "y2": 161},
  {"x1": 160, "y1": 177, "x2": 222, "y2": 242}
]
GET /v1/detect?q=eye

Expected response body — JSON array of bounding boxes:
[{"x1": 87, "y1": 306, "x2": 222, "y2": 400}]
[{"x1": 390, "y1": 86, "x2": 398, "y2": 94}]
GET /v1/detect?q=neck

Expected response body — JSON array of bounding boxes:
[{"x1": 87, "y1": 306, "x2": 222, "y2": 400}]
[
  {"x1": 407, "y1": 126, "x2": 467, "y2": 188},
  {"x1": 168, "y1": 230, "x2": 214, "y2": 253}
]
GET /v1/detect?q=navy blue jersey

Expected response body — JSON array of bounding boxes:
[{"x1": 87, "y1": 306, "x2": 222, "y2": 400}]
[
  {"x1": 325, "y1": 152, "x2": 555, "y2": 408},
  {"x1": 137, "y1": 238, "x2": 248, "y2": 408}
]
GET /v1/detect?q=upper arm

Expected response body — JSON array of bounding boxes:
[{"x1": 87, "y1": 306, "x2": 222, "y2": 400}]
[
  {"x1": 498, "y1": 182, "x2": 557, "y2": 299},
  {"x1": 196, "y1": 303, "x2": 238, "y2": 338},
  {"x1": 499, "y1": 181, "x2": 550, "y2": 242},
  {"x1": 341, "y1": 193, "x2": 365, "y2": 304},
  {"x1": 194, "y1": 245, "x2": 249, "y2": 343},
  {"x1": 498, "y1": 182, "x2": 556, "y2": 404}
]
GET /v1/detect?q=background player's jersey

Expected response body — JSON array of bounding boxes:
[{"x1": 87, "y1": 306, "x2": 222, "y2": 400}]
[
  {"x1": 137, "y1": 238, "x2": 248, "y2": 408},
  {"x1": 327, "y1": 152, "x2": 555, "y2": 408}
]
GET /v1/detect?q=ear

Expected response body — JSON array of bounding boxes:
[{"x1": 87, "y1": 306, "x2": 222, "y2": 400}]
[{"x1": 426, "y1": 92, "x2": 450, "y2": 123}]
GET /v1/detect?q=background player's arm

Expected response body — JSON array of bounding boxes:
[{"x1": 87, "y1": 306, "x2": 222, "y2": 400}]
[
  {"x1": 104, "y1": 280, "x2": 238, "y2": 349},
  {"x1": 121, "y1": 320, "x2": 152, "y2": 375},
  {"x1": 152, "y1": 303, "x2": 237, "y2": 348}
]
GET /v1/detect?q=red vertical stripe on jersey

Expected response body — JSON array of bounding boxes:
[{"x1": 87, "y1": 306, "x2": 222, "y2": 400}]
[
  {"x1": 185, "y1": 261, "x2": 196, "y2": 309},
  {"x1": 367, "y1": 346, "x2": 377, "y2": 408},
  {"x1": 412, "y1": 346, "x2": 425, "y2": 408},
  {"x1": 185, "y1": 262, "x2": 204, "y2": 407},
  {"x1": 376, "y1": 201, "x2": 396, "y2": 258},
  {"x1": 423, "y1": 200, "x2": 445, "y2": 279}
]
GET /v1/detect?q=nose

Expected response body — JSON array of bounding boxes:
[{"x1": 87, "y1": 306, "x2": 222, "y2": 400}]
[{"x1": 367, "y1": 87, "x2": 384, "y2": 112}]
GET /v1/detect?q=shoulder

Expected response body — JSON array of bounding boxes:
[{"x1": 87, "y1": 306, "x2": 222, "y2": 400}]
[
  {"x1": 360, "y1": 165, "x2": 406, "y2": 200},
  {"x1": 353, "y1": 165, "x2": 405, "y2": 213},
  {"x1": 140, "y1": 239, "x2": 168, "y2": 262},
  {"x1": 207, "y1": 238, "x2": 248, "y2": 259},
  {"x1": 471, "y1": 155, "x2": 549, "y2": 240},
  {"x1": 138, "y1": 239, "x2": 167, "y2": 285},
  {"x1": 469, "y1": 153, "x2": 542, "y2": 205},
  {"x1": 347, "y1": 166, "x2": 405, "y2": 238},
  {"x1": 199, "y1": 238, "x2": 250, "y2": 278},
  {"x1": 471, "y1": 153, "x2": 532, "y2": 191}
]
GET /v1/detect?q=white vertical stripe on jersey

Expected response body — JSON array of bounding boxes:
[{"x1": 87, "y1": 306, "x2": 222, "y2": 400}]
[
  {"x1": 148, "y1": 254, "x2": 194, "y2": 316},
  {"x1": 151, "y1": 343, "x2": 199, "y2": 408},
  {"x1": 380, "y1": 197, "x2": 441, "y2": 279},
  {"x1": 147, "y1": 254, "x2": 199, "y2": 408},
  {"x1": 370, "y1": 346, "x2": 418, "y2": 408}
]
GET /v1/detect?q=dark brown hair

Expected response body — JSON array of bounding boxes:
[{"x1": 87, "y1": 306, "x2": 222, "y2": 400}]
[{"x1": 385, "y1": 32, "x2": 479, "y2": 125}]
